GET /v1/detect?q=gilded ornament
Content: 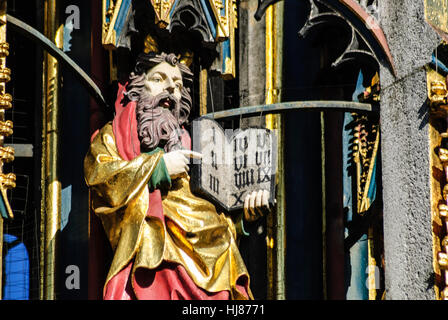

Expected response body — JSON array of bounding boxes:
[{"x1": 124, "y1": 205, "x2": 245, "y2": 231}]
[
  {"x1": 0, "y1": 172, "x2": 16, "y2": 189},
  {"x1": 150, "y1": 0, "x2": 176, "y2": 28},
  {"x1": 0, "y1": 146, "x2": 14, "y2": 163},
  {"x1": 0, "y1": 42, "x2": 8, "y2": 57},
  {"x1": 430, "y1": 80, "x2": 448, "y2": 104},
  {"x1": 104, "y1": 0, "x2": 115, "y2": 32},
  {"x1": 425, "y1": 0, "x2": 448, "y2": 41},
  {"x1": 439, "y1": 147, "x2": 448, "y2": 163},
  {"x1": 0, "y1": 66, "x2": 10, "y2": 83},
  {"x1": 0, "y1": 93, "x2": 12, "y2": 110},
  {"x1": 443, "y1": 287, "x2": 448, "y2": 300},
  {"x1": 443, "y1": 184, "x2": 448, "y2": 200},
  {"x1": 350, "y1": 111, "x2": 380, "y2": 215},
  {"x1": 106, "y1": 2, "x2": 115, "y2": 17},
  {"x1": 442, "y1": 236, "x2": 448, "y2": 248},
  {"x1": 439, "y1": 252, "x2": 448, "y2": 270},
  {"x1": 143, "y1": 34, "x2": 159, "y2": 54},
  {"x1": 428, "y1": 67, "x2": 448, "y2": 299},
  {"x1": 439, "y1": 203, "x2": 448, "y2": 217},
  {"x1": 179, "y1": 51, "x2": 194, "y2": 67},
  {"x1": 0, "y1": 120, "x2": 12, "y2": 136}
]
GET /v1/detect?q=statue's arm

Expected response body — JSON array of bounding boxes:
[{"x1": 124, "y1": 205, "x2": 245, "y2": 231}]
[
  {"x1": 146, "y1": 147, "x2": 172, "y2": 192},
  {"x1": 84, "y1": 127, "x2": 163, "y2": 213},
  {"x1": 233, "y1": 212, "x2": 250, "y2": 237},
  {"x1": 231, "y1": 190, "x2": 272, "y2": 238}
]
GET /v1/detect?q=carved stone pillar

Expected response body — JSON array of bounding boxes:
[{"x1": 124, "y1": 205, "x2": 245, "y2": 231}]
[
  {"x1": 378, "y1": 0, "x2": 439, "y2": 299},
  {"x1": 239, "y1": 0, "x2": 266, "y2": 128}
]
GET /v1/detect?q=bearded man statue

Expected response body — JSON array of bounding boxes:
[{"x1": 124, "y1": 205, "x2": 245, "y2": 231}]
[{"x1": 84, "y1": 52, "x2": 270, "y2": 300}]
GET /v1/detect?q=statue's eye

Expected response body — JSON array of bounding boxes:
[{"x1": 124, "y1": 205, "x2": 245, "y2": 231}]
[
  {"x1": 150, "y1": 75, "x2": 163, "y2": 82},
  {"x1": 175, "y1": 82, "x2": 182, "y2": 89}
]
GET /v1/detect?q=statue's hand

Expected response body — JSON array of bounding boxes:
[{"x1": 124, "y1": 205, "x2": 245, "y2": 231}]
[
  {"x1": 163, "y1": 150, "x2": 202, "y2": 179},
  {"x1": 244, "y1": 190, "x2": 271, "y2": 222}
]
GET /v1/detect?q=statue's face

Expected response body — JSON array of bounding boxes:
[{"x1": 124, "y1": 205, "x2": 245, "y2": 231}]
[{"x1": 144, "y1": 61, "x2": 183, "y2": 108}]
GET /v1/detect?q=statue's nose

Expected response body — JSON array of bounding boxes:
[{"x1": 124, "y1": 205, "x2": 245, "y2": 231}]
[
  {"x1": 166, "y1": 86, "x2": 174, "y2": 94},
  {"x1": 165, "y1": 78, "x2": 175, "y2": 93}
]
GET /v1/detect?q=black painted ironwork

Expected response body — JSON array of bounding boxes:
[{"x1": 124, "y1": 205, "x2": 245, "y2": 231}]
[
  {"x1": 6, "y1": 14, "x2": 108, "y2": 109},
  {"x1": 201, "y1": 100, "x2": 373, "y2": 120}
]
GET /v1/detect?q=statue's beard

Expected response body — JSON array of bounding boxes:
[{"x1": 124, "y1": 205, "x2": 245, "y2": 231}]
[{"x1": 136, "y1": 91, "x2": 184, "y2": 153}]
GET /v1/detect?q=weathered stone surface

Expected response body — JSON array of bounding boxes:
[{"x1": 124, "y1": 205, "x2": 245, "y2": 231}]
[
  {"x1": 190, "y1": 118, "x2": 277, "y2": 212},
  {"x1": 379, "y1": 0, "x2": 439, "y2": 299},
  {"x1": 238, "y1": 0, "x2": 266, "y2": 128}
]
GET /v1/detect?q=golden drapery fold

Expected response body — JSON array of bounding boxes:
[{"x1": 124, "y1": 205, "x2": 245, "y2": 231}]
[{"x1": 84, "y1": 123, "x2": 252, "y2": 299}]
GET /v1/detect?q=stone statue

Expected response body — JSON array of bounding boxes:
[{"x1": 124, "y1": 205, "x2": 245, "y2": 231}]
[{"x1": 84, "y1": 52, "x2": 270, "y2": 300}]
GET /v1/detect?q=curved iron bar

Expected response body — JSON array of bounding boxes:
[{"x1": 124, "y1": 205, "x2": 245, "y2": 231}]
[
  {"x1": 200, "y1": 100, "x2": 373, "y2": 120},
  {"x1": 6, "y1": 14, "x2": 108, "y2": 109}
]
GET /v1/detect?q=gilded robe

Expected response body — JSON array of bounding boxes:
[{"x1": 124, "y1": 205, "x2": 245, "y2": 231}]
[{"x1": 84, "y1": 86, "x2": 252, "y2": 300}]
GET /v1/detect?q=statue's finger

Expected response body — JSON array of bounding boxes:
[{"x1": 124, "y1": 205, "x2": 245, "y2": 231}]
[
  {"x1": 255, "y1": 190, "x2": 263, "y2": 208},
  {"x1": 244, "y1": 193, "x2": 251, "y2": 221},
  {"x1": 249, "y1": 191, "x2": 257, "y2": 217},
  {"x1": 262, "y1": 190, "x2": 270, "y2": 207},
  {"x1": 180, "y1": 153, "x2": 190, "y2": 164},
  {"x1": 180, "y1": 150, "x2": 203, "y2": 159},
  {"x1": 244, "y1": 193, "x2": 250, "y2": 209}
]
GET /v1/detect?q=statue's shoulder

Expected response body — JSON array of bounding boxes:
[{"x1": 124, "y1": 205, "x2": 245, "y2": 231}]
[
  {"x1": 91, "y1": 122, "x2": 114, "y2": 143},
  {"x1": 88, "y1": 122, "x2": 119, "y2": 157}
]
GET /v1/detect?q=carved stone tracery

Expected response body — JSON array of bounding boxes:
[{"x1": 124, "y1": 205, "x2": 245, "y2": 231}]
[
  {"x1": 169, "y1": 0, "x2": 215, "y2": 44},
  {"x1": 299, "y1": 0, "x2": 380, "y2": 73},
  {"x1": 102, "y1": 0, "x2": 238, "y2": 79}
]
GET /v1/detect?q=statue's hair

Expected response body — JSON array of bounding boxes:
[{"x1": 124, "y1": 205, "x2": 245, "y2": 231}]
[
  {"x1": 124, "y1": 52, "x2": 193, "y2": 126},
  {"x1": 124, "y1": 52, "x2": 193, "y2": 152}
]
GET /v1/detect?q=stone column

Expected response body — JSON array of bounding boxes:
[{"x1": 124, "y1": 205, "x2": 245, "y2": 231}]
[
  {"x1": 238, "y1": 0, "x2": 265, "y2": 127},
  {"x1": 379, "y1": 0, "x2": 439, "y2": 299}
]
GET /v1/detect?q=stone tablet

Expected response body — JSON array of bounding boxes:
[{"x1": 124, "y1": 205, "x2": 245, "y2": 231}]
[{"x1": 190, "y1": 117, "x2": 277, "y2": 212}]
